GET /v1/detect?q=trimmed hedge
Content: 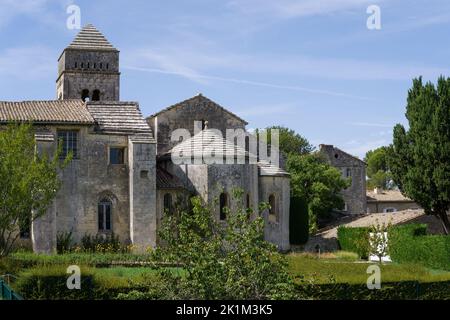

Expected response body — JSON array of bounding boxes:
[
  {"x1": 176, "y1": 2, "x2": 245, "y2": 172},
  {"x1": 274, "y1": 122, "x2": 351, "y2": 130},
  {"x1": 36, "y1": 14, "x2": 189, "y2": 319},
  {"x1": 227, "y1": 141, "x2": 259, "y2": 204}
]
[
  {"x1": 290, "y1": 197, "x2": 309, "y2": 245},
  {"x1": 390, "y1": 231, "x2": 450, "y2": 271},
  {"x1": 296, "y1": 280, "x2": 450, "y2": 300},
  {"x1": 337, "y1": 226, "x2": 370, "y2": 258},
  {"x1": 13, "y1": 266, "x2": 152, "y2": 300},
  {"x1": 337, "y1": 224, "x2": 450, "y2": 271}
]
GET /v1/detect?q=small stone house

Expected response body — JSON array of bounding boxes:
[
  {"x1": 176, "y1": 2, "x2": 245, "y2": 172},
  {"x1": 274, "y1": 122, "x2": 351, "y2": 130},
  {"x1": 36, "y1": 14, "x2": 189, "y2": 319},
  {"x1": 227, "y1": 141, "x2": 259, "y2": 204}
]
[
  {"x1": 366, "y1": 189, "x2": 420, "y2": 213},
  {"x1": 0, "y1": 24, "x2": 291, "y2": 253},
  {"x1": 319, "y1": 144, "x2": 367, "y2": 215}
]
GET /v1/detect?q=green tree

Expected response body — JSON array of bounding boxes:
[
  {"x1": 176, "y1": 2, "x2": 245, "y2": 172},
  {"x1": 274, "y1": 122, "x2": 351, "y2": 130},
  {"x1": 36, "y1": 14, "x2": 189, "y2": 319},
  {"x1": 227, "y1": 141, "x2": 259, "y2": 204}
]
[
  {"x1": 0, "y1": 124, "x2": 70, "y2": 256},
  {"x1": 129, "y1": 191, "x2": 297, "y2": 300},
  {"x1": 364, "y1": 146, "x2": 393, "y2": 190},
  {"x1": 260, "y1": 126, "x2": 314, "y2": 156},
  {"x1": 387, "y1": 77, "x2": 450, "y2": 234},
  {"x1": 287, "y1": 153, "x2": 350, "y2": 233}
]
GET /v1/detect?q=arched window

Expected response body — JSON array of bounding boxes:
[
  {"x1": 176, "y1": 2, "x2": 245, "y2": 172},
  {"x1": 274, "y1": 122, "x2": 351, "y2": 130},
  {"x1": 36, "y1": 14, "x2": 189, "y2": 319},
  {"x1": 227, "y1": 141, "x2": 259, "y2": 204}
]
[
  {"x1": 81, "y1": 62, "x2": 84, "y2": 69},
  {"x1": 81, "y1": 89, "x2": 90, "y2": 102},
  {"x1": 100, "y1": 63, "x2": 103, "y2": 69},
  {"x1": 163, "y1": 193, "x2": 173, "y2": 215},
  {"x1": 219, "y1": 193, "x2": 228, "y2": 220},
  {"x1": 92, "y1": 89, "x2": 100, "y2": 101},
  {"x1": 98, "y1": 199, "x2": 112, "y2": 231},
  {"x1": 268, "y1": 194, "x2": 276, "y2": 222},
  {"x1": 74, "y1": 62, "x2": 77, "y2": 68}
]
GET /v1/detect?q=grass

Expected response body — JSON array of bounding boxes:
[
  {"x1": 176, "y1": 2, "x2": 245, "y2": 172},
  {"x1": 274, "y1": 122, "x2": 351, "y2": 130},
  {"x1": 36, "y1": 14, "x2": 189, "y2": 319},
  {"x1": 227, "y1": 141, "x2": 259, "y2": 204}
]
[
  {"x1": 287, "y1": 252, "x2": 450, "y2": 284},
  {"x1": 8, "y1": 251, "x2": 153, "y2": 267}
]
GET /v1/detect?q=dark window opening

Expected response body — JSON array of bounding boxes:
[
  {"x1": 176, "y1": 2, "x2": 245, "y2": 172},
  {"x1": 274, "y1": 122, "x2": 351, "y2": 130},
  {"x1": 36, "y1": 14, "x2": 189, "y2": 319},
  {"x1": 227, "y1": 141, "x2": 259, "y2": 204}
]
[
  {"x1": 87, "y1": 62, "x2": 90, "y2": 69},
  {"x1": 100, "y1": 63, "x2": 103, "y2": 69},
  {"x1": 81, "y1": 62, "x2": 84, "y2": 68},
  {"x1": 57, "y1": 130, "x2": 78, "y2": 159},
  {"x1": 219, "y1": 193, "x2": 228, "y2": 220},
  {"x1": 92, "y1": 89, "x2": 100, "y2": 101},
  {"x1": 268, "y1": 194, "x2": 277, "y2": 222},
  {"x1": 81, "y1": 89, "x2": 90, "y2": 102},
  {"x1": 246, "y1": 193, "x2": 251, "y2": 209},
  {"x1": 106, "y1": 63, "x2": 109, "y2": 70},
  {"x1": 94, "y1": 63, "x2": 96, "y2": 69},
  {"x1": 163, "y1": 193, "x2": 173, "y2": 215},
  {"x1": 74, "y1": 62, "x2": 78, "y2": 68},
  {"x1": 334, "y1": 153, "x2": 339, "y2": 159},
  {"x1": 110, "y1": 147, "x2": 125, "y2": 164},
  {"x1": 140, "y1": 170, "x2": 149, "y2": 178},
  {"x1": 98, "y1": 199, "x2": 112, "y2": 231}
]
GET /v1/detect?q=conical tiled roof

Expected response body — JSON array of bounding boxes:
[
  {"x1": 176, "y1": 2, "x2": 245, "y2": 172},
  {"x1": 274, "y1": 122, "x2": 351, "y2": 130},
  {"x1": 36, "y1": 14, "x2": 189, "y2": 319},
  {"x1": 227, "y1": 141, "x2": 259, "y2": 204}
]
[
  {"x1": 170, "y1": 129, "x2": 257, "y2": 163},
  {"x1": 67, "y1": 24, "x2": 117, "y2": 51}
]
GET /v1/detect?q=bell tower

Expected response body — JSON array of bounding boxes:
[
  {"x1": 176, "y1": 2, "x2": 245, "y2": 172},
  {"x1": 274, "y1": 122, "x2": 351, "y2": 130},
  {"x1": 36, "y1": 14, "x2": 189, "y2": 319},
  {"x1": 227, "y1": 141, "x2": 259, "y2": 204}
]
[{"x1": 56, "y1": 24, "x2": 120, "y2": 101}]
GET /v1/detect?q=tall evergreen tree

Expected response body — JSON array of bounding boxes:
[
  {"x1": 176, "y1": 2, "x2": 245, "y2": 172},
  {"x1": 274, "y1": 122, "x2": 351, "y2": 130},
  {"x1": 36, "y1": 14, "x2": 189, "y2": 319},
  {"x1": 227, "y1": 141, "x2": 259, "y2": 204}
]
[{"x1": 388, "y1": 77, "x2": 450, "y2": 234}]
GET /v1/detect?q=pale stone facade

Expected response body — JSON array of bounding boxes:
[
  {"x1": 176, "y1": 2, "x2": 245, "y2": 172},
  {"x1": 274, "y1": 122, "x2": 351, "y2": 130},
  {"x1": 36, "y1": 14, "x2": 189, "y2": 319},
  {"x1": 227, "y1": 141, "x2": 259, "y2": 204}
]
[
  {"x1": 319, "y1": 144, "x2": 367, "y2": 215},
  {"x1": 0, "y1": 24, "x2": 291, "y2": 252}
]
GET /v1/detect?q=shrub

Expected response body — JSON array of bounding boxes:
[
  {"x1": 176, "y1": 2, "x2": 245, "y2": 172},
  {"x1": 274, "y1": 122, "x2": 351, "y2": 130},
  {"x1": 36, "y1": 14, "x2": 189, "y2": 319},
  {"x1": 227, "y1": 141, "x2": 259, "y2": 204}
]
[
  {"x1": 337, "y1": 226, "x2": 370, "y2": 258},
  {"x1": 80, "y1": 233, "x2": 129, "y2": 253},
  {"x1": 289, "y1": 197, "x2": 309, "y2": 245},
  {"x1": 13, "y1": 265, "x2": 155, "y2": 300},
  {"x1": 295, "y1": 280, "x2": 450, "y2": 300},
  {"x1": 57, "y1": 231, "x2": 74, "y2": 254},
  {"x1": 14, "y1": 266, "x2": 96, "y2": 300},
  {"x1": 389, "y1": 230, "x2": 450, "y2": 271},
  {"x1": 337, "y1": 224, "x2": 449, "y2": 271}
]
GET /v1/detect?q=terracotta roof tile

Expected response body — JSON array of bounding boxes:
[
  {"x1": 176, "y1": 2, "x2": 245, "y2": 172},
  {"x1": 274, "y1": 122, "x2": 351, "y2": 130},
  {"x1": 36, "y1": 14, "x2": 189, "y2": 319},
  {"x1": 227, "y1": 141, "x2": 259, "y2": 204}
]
[{"x1": 0, "y1": 100, "x2": 93, "y2": 124}]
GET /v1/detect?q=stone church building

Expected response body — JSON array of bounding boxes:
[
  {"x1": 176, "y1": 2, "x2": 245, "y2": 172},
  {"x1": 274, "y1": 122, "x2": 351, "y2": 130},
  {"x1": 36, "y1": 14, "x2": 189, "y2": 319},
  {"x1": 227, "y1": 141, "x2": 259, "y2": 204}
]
[{"x1": 0, "y1": 25, "x2": 291, "y2": 253}]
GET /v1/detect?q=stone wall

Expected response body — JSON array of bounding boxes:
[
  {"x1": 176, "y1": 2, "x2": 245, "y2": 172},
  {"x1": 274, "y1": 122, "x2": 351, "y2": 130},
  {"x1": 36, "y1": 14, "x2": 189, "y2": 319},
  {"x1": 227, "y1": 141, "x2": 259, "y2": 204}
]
[
  {"x1": 258, "y1": 176, "x2": 291, "y2": 251},
  {"x1": 367, "y1": 201, "x2": 420, "y2": 213},
  {"x1": 147, "y1": 95, "x2": 247, "y2": 154},
  {"x1": 56, "y1": 49, "x2": 120, "y2": 101},
  {"x1": 319, "y1": 145, "x2": 367, "y2": 215}
]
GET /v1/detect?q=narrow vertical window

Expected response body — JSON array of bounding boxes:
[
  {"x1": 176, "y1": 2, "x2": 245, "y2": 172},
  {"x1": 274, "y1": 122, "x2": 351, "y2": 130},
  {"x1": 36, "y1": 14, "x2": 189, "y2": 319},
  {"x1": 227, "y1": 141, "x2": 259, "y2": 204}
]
[
  {"x1": 268, "y1": 194, "x2": 277, "y2": 222},
  {"x1": 92, "y1": 89, "x2": 100, "y2": 101},
  {"x1": 58, "y1": 130, "x2": 78, "y2": 159},
  {"x1": 163, "y1": 193, "x2": 173, "y2": 215},
  {"x1": 98, "y1": 199, "x2": 112, "y2": 231},
  {"x1": 219, "y1": 193, "x2": 228, "y2": 220},
  {"x1": 81, "y1": 89, "x2": 90, "y2": 102}
]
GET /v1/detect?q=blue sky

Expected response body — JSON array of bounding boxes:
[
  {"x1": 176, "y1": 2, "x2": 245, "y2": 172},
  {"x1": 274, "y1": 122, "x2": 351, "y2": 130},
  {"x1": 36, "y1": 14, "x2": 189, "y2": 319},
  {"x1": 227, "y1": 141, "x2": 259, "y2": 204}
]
[{"x1": 0, "y1": 0, "x2": 449, "y2": 159}]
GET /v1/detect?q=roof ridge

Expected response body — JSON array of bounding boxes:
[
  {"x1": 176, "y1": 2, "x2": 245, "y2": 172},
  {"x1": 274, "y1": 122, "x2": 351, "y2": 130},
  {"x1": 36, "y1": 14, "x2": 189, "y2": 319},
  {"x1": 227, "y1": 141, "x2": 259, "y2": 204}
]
[
  {"x1": 147, "y1": 94, "x2": 248, "y2": 125},
  {"x1": 67, "y1": 24, "x2": 117, "y2": 51}
]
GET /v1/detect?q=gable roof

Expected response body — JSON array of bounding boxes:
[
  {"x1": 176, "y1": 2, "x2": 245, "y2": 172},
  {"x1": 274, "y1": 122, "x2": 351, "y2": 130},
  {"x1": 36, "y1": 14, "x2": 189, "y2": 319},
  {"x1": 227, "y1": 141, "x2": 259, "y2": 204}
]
[
  {"x1": 147, "y1": 94, "x2": 248, "y2": 125},
  {"x1": 0, "y1": 100, "x2": 154, "y2": 138},
  {"x1": 0, "y1": 100, "x2": 94, "y2": 124},
  {"x1": 86, "y1": 101, "x2": 154, "y2": 136},
  {"x1": 367, "y1": 190, "x2": 414, "y2": 203},
  {"x1": 169, "y1": 129, "x2": 256, "y2": 161},
  {"x1": 319, "y1": 144, "x2": 366, "y2": 165},
  {"x1": 67, "y1": 24, "x2": 117, "y2": 51}
]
